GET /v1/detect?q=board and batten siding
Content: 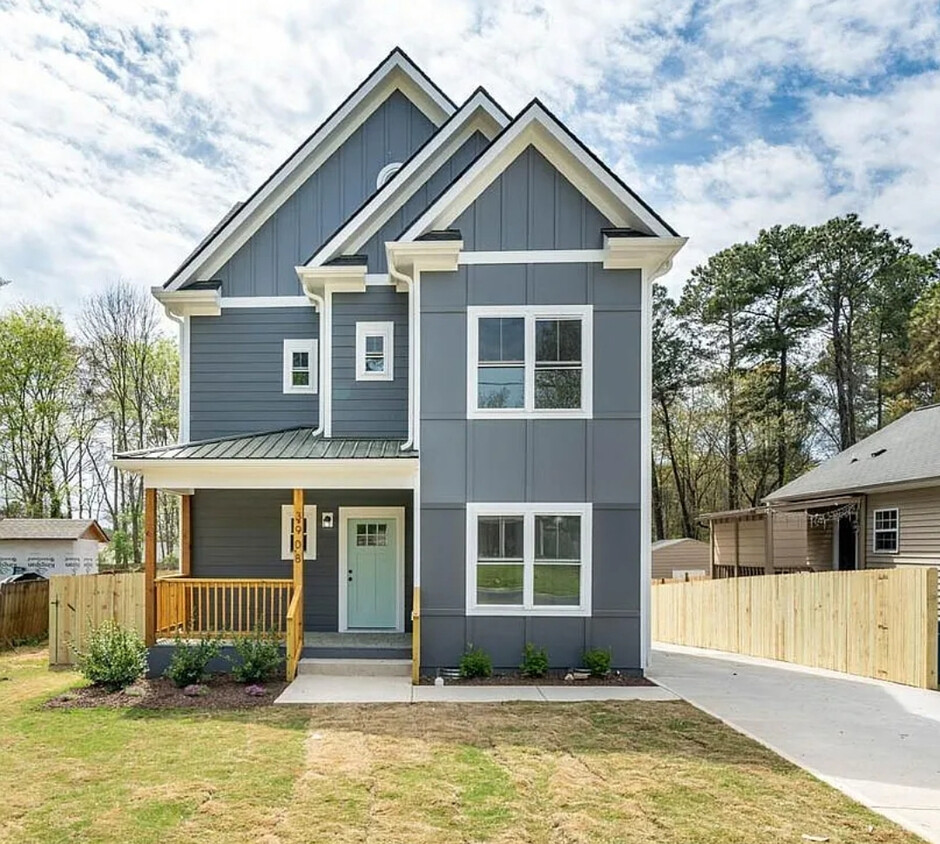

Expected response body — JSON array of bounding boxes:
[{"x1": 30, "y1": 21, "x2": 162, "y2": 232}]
[
  {"x1": 651, "y1": 540, "x2": 709, "y2": 580},
  {"x1": 331, "y1": 287, "x2": 409, "y2": 437},
  {"x1": 190, "y1": 488, "x2": 413, "y2": 632},
  {"x1": 360, "y1": 131, "x2": 490, "y2": 272},
  {"x1": 205, "y1": 91, "x2": 436, "y2": 297},
  {"x1": 866, "y1": 487, "x2": 940, "y2": 569},
  {"x1": 450, "y1": 146, "x2": 614, "y2": 251},
  {"x1": 189, "y1": 307, "x2": 318, "y2": 440},
  {"x1": 419, "y1": 255, "x2": 644, "y2": 670}
]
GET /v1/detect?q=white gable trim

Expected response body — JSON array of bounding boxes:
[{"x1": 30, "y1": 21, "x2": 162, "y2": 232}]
[
  {"x1": 399, "y1": 101, "x2": 676, "y2": 243},
  {"x1": 306, "y1": 89, "x2": 508, "y2": 268},
  {"x1": 165, "y1": 50, "x2": 455, "y2": 292}
]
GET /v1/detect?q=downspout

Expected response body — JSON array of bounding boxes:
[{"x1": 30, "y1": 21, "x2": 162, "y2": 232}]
[
  {"x1": 302, "y1": 288, "x2": 326, "y2": 437},
  {"x1": 387, "y1": 244, "x2": 415, "y2": 452},
  {"x1": 162, "y1": 307, "x2": 187, "y2": 443}
]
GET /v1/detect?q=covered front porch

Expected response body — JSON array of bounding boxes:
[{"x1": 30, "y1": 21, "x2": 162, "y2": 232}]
[{"x1": 114, "y1": 428, "x2": 420, "y2": 681}]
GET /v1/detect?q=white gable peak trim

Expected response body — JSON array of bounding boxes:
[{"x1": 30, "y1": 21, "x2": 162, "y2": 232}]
[
  {"x1": 165, "y1": 49, "x2": 455, "y2": 292},
  {"x1": 307, "y1": 88, "x2": 508, "y2": 269},
  {"x1": 400, "y1": 101, "x2": 677, "y2": 243}
]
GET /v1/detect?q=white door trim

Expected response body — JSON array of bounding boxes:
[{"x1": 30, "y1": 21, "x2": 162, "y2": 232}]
[{"x1": 338, "y1": 506, "x2": 406, "y2": 633}]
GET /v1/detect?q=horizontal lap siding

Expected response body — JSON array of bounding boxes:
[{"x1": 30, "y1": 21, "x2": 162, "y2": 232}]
[
  {"x1": 332, "y1": 288, "x2": 409, "y2": 436},
  {"x1": 651, "y1": 542, "x2": 709, "y2": 580},
  {"x1": 867, "y1": 488, "x2": 940, "y2": 568},
  {"x1": 209, "y1": 92, "x2": 435, "y2": 297},
  {"x1": 773, "y1": 512, "x2": 810, "y2": 568},
  {"x1": 190, "y1": 308, "x2": 318, "y2": 440}
]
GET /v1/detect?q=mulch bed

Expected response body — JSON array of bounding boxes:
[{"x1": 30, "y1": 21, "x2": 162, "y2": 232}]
[
  {"x1": 44, "y1": 675, "x2": 289, "y2": 710},
  {"x1": 420, "y1": 670, "x2": 655, "y2": 686}
]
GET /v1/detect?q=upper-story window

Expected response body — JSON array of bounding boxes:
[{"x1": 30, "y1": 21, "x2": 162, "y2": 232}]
[
  {"x1": 283, "y1": 339, "x2": 318, "y2": 395},
  {"x1": 356, "y1": 321, "x2": 394, "y2": 381},
  {"x1": 467, "y1": 306, "x2": 592, "y2": 418}
]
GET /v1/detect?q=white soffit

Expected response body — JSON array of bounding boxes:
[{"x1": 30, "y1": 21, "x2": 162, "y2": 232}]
[{"x1": 165, "y1": 50, "x2": 455, "y2": 292}]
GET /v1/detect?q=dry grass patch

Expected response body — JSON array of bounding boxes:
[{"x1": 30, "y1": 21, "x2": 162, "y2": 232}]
[{"x1": 0, "y1": 646, "x2": 926, "y2": 844}]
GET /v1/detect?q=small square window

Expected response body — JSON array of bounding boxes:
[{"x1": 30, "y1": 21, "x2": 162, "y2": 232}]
[
  {"x1": 283, "y1": 340, "x2": 317, "y2": 395},
  {"x1": 356, "y1": 322, "x2": 394, "y2": 381}
]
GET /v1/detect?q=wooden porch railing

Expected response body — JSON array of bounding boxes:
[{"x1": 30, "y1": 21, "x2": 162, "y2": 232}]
[
  {"x1": 286, "y1": 589, "x2": 303, "y2": 681},
  {"x1": 155, "y1": 577, "x2": 294, "y2": 637}
]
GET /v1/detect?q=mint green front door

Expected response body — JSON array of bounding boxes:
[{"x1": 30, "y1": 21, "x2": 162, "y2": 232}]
[{"x1": 347, "y1": 519, "x2": 398, "y2": 629}]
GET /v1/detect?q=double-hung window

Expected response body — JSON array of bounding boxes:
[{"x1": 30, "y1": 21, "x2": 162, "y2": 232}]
[
  {"x1": 468, "y1": 306, "x2": 592, "y2": 417},
  {"x1": 356, "y1": 321, "x2": 394, "y2": 381},
  {"x1": 467, "y1": 503, "x2": 591, "y2": 616},
  {"x1": 283, "y1": 339, "x2": 317, "y2": 394},
  {"x1": 872, "y1": 508, "x2": 899, "y2": 554}
]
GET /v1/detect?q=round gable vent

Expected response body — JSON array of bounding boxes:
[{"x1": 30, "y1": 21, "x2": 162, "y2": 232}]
[{"x1": 376, "y1": 162, "x2": 403, "y2": 189}]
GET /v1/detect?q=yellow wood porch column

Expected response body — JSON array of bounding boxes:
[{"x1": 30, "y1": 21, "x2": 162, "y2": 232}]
[
  {"x1": 292, "y1": 488, "x2": 304, "y2": 625},
  {"x1": 144, "y1": 487, "x2": 157, "y2": 645},
  {"x1": 180, "y1": 494, "x2": 192, "y2": 577}
]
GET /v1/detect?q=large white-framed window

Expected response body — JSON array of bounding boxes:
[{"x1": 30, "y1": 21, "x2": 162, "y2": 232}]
[
  {"x1": 356, "y1": 321, "x2": 394, "y2": 381},
  {"x1": 281, "y1": 504, "x2": 317, "y2": 560},
  {"x1": 283, "y1": 339, "x2": 318, "y2": 394},
  {"x1": 467, "y1": 305, "x2": 592, "y2": 418},
  {"x1": 466, "y1": 502, "x2": 592, "y2": 616},
  {"x1": 872, "y1": 508, "x2": 899, "y2": 554}
]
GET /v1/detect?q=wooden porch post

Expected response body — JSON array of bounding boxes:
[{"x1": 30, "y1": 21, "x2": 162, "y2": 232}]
[
  {"x1": 733, "y1": 518, "x2": 740, "y2": 578},
  {"x1": 180, "y1": 494, "x2": 192, "y2": 577},
  {"x1": 144, "y1": 487, "x2": 157, "y2": 645},
  {"x1": 292, "y1": 488, "x2": 304, "y2": 621},
  {"x1": 709, "y1": 521, "x2": 715, "y2": 578},
  {"x1": 763, "y1": 509, "x2": 775, "y2": 575}
]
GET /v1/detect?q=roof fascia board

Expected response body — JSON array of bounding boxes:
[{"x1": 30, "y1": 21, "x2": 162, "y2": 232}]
[
  {"x1": 295, "y1": 264, "x2": 367, "y2": 298},
  {"x1": 399, "y1": 103, "x2": 676, "y2": 243},
  {"x1": 152, "y1": 286, "x2": 221, "y2": 318},
  {"x1": 165, "y1": 52, "x2": 456, "y2": 292},
  {"x1": 767, "y1": 476, "x2": 940, "y2": 503},
  {"x1": 603, "y1": 234, "x2": 688, "y2": 280},
  {"x1": 386, "y1": 239, "x2": 463, "y2": 275},
  {"x1": 307, "y1": 90, "x2": 508, "y2": 268}
]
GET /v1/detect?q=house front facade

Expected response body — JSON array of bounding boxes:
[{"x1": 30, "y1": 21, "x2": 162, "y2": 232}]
[{"x1": 114, "y1": 49, "x2": 685, "y2": 678}]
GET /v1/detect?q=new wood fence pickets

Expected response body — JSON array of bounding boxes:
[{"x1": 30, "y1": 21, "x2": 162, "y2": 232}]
[
  {"x1": 652, "y1": 567, "x2": 939, "y2": 690},
  {"x1": 49, "y1": 573, "x2": 145, "y2": 666},
  {"x1": 0, "y1": 580, "x2": 50, "y2": 645}
]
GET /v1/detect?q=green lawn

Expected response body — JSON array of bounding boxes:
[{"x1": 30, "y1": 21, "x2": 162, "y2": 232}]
[{"x1": 0, "y1": 645, "x2": 925, "y2": 844}]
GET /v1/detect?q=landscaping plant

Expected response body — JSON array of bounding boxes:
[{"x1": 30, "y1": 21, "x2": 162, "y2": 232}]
[
  {"x1": 228, "y1": 628, "x2": 283, "y2": 683},
  {"x1": 519, "y1": 642, "x2": 548, "y2": 678},
  {"x1": 74, "y1": 619, "x2": 148, "y2": 691},
  {"x1": 581, "y1": 647, "x2": 612, "y2": 677},
  {"x1": 164, "y1": 635, "x2": 221, "y2": 687},
  {"x1": 458, "y1": 644, "x2": 492, "y2": 678}
]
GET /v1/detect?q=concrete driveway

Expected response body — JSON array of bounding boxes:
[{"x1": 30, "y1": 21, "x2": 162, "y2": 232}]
[{"x1": 650, "y1": 644, "x2": 940, "y2": 844}]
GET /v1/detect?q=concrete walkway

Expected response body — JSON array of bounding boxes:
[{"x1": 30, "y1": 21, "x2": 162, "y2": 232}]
[
  {"x1": 275, "y1": 674, "x2": 678, "y2": 705},
  {"x1": 650, "y1": 644, "x2": 940, "y2": 844}
]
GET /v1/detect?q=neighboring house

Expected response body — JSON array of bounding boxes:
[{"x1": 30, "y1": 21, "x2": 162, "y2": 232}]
[
  {"x1": 704, "y1": 404, "x2": 940, "y2": 577},
  {"x1": 114, "y1": 48, "x2": 685, "y2": 676},
  {"x1": 0, "y1": 519, "x2": 107, "y2": 578},
  {"x1": 651, "y1": 538, "x2": 709, "y2": 580}
]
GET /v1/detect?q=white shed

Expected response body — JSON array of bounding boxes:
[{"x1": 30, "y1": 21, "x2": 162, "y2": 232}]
[{"x1": 0, "y1": 519, "x2": 108, "y2": 578}]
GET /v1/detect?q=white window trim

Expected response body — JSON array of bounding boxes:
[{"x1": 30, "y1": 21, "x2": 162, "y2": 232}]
[
  {"x1": 466, "y1": 502, "x2": 592, "y2": 617},
  {"x1": 355, "y1": 321, "x2": 394, "y2": 382},
  {"x1": 283, "y1": 339, "x2": 318, "y2": 394},
  {"x1": 871, "y1": 507, "x2": 899, "y2": 555},
  {"x1": 280, "y1": 504, "x2": 317, "y2": 560},
  {"x1": 467, "y1": 305, "x2": 593, "y2": 419}
]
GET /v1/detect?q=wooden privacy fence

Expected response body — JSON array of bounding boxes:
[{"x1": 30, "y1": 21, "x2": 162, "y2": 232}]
[
  {"x1": 0, "y1": 580, "x2": 49, "y2": 645},
  {"x1": 49, "y1": 573, "x2": 145, "y2": 666},
  {"x1": 652, "y1": 567, "x2": 939, "y2": 689}
]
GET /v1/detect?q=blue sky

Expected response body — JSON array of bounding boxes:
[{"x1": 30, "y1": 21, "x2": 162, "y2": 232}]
[{"x1": 1, "y1": 0, "x2": 939, "y2": 312}]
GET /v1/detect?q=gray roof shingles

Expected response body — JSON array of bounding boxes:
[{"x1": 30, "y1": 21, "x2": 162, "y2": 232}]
[
  {"x1": 0, "y1": 519, "x2": 106, "y2": 541},
  {"x1": 766, "y1": 404, "x2": 940, "y2": 502},
  {"x1": 116, "y1": 427, "x2": 415, "y2": 461}
]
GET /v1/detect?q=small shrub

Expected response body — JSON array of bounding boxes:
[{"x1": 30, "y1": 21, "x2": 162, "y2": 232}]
[
  {"x1": 164, "y1": 636, "x2": 220, "y2": 687},
  {"x1": 228, "y1": 628, "x2": 283, "y2": 683},
  {"x1": 582, "y1": 647, "x2": 612, "y2": 677},
  {"x1": 74, "y1": 619, "x2": 148, "y2": 691},
  {"x1": 459, "y1": 644, "x2": 492, "y2": 679},
  {"x1": 520, "y1": 642, "x2": 549, "y2": 678}
]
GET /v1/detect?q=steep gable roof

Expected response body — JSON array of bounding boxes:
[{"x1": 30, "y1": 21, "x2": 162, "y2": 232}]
[
  {"x1": 766, "y1": 404, "x2": 940, "y2": 502},
  {"x1": 164, "y1": 48, "x2": 455, "y2": 291},
  {"x1": 398, "y1": 98, "x2": 680, "y2": 243},
  {"x1": 304, "y1": 87, "x2": 509, "y2": 268}
]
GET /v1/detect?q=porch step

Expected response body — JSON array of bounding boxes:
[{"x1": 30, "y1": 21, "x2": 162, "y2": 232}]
[{"x1": 297, "y1": 658, "x2": 412, "y2": 677}]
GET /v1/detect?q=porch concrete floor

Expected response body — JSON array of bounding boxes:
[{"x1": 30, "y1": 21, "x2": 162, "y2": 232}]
[
  {"x1": 275, "y1": 676, "x2": 679, "y2": 704},
  {"x1": 303, "y1": 632, "x2": 411, "y2": 649}
]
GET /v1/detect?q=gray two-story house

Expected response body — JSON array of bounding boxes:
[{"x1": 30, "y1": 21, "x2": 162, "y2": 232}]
[{"x1": 114, "y1": 48, "x2": 685, "y2": 680}]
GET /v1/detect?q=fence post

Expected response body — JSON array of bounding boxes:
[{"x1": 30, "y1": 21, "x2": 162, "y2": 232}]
[{"x1": 924, "y1": 567, "x2": 938, "y2": 691}]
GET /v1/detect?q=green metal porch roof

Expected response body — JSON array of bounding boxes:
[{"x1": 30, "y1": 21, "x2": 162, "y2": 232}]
[{"x1": 115, "y1": 428, "x2": 415, "y2": 461}]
